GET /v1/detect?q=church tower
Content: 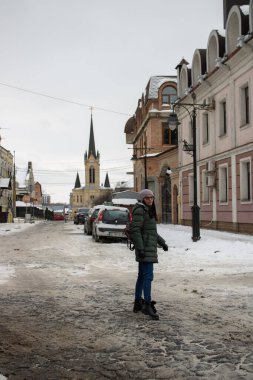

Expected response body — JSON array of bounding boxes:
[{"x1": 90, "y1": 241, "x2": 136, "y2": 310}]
[
  {"x1": 70, "y1": 114, "x2": 113, "y2": 213},
  {"x1": 84, "y1": 115, "x2": 100, "y2": 188}
]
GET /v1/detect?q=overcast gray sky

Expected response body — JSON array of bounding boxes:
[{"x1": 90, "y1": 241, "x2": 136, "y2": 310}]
[{"x1": 0, "y1": 0, "x2": 223, "y2": 203}]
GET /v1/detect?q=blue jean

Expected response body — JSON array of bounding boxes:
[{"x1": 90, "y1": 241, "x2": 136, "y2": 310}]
[{"x1": 134, "y1": 262, "x2": 154, "y2": 303}]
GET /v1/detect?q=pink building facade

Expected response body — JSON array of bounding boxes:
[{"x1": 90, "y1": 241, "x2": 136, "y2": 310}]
[{"x1": 176, "y1": 0, "x2": 253, "y2": 233}]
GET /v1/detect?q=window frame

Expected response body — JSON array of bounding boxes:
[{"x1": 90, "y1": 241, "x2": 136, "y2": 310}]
[
  {"x1": 202, "y1": 113, "x2": 209, "y2": 145},
  {"x1": 162, "y1": 122, "x2": 178, "y2": 145},
  {"x1": 240, "y1": 84, "x2": 250, "y2": 127},
  {"x1": 240, "y1": 158, "x2": 252, "y2": 203},
  {"x1": 219, "y1": 100, "x2": 227, "y2": 137},
  {"x1": 219, "y1": 165, "x2": 229, "y2": 204},
  {"x1": 188, "y1": 173, "x2": 194, "y2": 205},
  {"x1": 161, "y1": 85, "x2": 177, "y2": 105},
  {"x1": 202, "y1": 169, "x2": 210, "y2": 204},
  {"x1": 89, "y1": 166, "x2": 95, "y2": 184}
]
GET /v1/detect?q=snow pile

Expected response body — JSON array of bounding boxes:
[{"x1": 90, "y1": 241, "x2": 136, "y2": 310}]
[
  {"x1": 0, "y1": 219, "x2": 40, "y2": 236},
  {"x1": 157, "y1": 224, "x2": 253, "y2": 278}
]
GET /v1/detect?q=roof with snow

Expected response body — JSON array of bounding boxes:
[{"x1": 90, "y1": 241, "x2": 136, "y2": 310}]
[
  {"x1": 115, "y1": 179, "x2": 134, "y2": 189},
  {"x1": 112, "y1": 190, "x2": 139, "y2": 199},
  {"x1": 146, "y1": 76, "x2": 177, "y2": 100},
  {"x1": 112, "y1": 198, "x2": 138, "y2": 206},
  {"x1": 240, "y1": 5, "x2": 249, "y2": 15}
]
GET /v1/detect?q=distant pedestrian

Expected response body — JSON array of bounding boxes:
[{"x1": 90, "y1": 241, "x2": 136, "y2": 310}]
[
  {"x1": 130, "y1": 189, "x2": 168, "y2": 320},
  {"x1": 45, "y1": 207, "x2": 49, "y2": 221}
]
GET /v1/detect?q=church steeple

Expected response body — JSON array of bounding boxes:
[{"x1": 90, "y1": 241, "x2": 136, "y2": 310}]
[
  {"x1": 104, "y1": 172, "x2": 110, "y2": 188},
  {"x1": 74, "y1": 172, "x2": 81, "y2": 188},
  {"x1": 84, "y1": 113, "x2": 100, "y2": 188},
  {"x1": 88, "y1": 114, "x2": 97, "y2": 159}
]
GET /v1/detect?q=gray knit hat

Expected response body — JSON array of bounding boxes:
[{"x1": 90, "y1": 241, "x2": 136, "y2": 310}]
[{"x1": 139, "y1": 189, "x2": 154, "y2": 201}]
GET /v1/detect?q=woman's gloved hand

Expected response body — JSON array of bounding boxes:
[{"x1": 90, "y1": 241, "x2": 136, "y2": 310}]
[
  {"x1": 138, "y1": 250, "x2": 145, "y2": 259},
  {"x1": 162, "y1": 244, "x2": 168, "y2": 251}
]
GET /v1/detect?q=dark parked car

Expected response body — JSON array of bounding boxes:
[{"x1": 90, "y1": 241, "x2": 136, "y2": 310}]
[
  {"x1": 92, "y1": 205, "x2": 130, "y2": 242},
  {"x1": 74, "y1": 208, "x2": 90, "y2": 225},
  {"x1": 84, "y1": 205, "x2": 104, "y2": 235}
]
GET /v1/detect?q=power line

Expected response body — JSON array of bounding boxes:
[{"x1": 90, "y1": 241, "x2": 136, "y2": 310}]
[
  {"x1": 20, "y1": 157, "x2": 131, "y2": 164},
  {"x1": 16, "y1": 166, "x2": 132, "y2": 175},
  {"x1": 0, "y1": 81, "x2": 132, "y2": 117},
  {"x1": 16, "y1": 165, "x2": 132, "y2": 172}
]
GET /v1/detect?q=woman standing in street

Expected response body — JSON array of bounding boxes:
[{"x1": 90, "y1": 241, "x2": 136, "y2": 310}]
[{"x1": 130, "y1": 189, "x2": 168, "y2": 320}]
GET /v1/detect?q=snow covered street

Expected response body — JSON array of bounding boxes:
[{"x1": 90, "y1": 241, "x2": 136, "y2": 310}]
[{"x1": 0, "y1": 220, "x2": 253, "y2": 379}]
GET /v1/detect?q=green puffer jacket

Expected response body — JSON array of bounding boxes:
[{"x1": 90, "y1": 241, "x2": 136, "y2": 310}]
[{"x1": 130, "y1": 202, "x2": 166, "y2": 263}]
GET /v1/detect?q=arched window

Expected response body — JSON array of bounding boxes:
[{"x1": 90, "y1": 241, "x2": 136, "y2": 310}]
[
  {"x1": 226, "y1": 10, "x2": 240, "y2": 55},
  {"x1": 89, "y1": 166, "x2": 95, "y2": 184},
  {"x1": 162, "y1": 86, "x2": 177, "y2": 105},
  {"x1": 207, "y1": 34, "x2": 218, "y2": 72}
]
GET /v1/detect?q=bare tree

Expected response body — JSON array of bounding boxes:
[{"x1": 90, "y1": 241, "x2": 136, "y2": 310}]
[{"x1": 93, "y1": 191, "x2": 112, "y2": 206}]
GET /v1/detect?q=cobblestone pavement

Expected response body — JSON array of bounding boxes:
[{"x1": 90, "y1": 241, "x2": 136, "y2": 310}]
[{"x1": 0, "y1": 222, "x2": 252, "y2": 380}]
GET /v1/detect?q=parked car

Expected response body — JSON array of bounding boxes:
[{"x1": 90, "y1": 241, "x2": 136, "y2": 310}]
[
  {"x1": 92, "y1": 205, "x2": 130, "y2": 242},
  {"x1": 84, "y1": 205, "x2": 104, "y2": 235},
  {"x1": 74, "y1": 208, "x2": 90, "y2": 225},
  {"x1": 53, "y1": 212, "x2": 65, "y2": 221}
]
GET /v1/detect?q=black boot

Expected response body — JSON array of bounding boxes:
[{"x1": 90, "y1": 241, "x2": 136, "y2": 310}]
[
  {"x1": 142, "y1": 301, "x2": 159, "y2": 320},
  {"x1": 133, "y1": 298, "x2": 144, "y2": 313}
]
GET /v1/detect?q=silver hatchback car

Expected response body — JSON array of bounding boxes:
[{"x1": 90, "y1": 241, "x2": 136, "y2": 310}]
[{"x1": 92, "y1": 205, "x2": 130, "y2": 242}]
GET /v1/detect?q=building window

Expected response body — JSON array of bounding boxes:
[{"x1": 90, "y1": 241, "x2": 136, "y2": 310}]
[
  {"x1": 241, "y1": 85, "x2": 250, "y2": 126},
  {"x1": 77, "y1": 195, "x2": 79, "y2": 203},
  {"x1": 202, "y1": 113, "x2": 209, "y2": 144},
  {"x1": 220, "y1": 100, "x2": 227, "y2": 136},
  {"x1": 80, "y1": 195, "x2": 82, "y2": 203},
  {"x1": 90, "y1": 195, "x2": 94, "y2": 201},
  {"x1": 89, "y1": 166, "x2": 95, "y2": 183},
  {"x1": 188, "y1": 174, "x2": 194, "y2": 204},
  {"x1": 219, "y1": 166, "x2": 228, "y2": 203},
  {"x1": 240, "y1": 159, "x2": 252, "y2": 202},
  {"x1": 202, "y1": 170, "x2": 209, "y2": 203},
  {"x1": 162, "y1": 86, "x2": 177, "y2": 105},
  {"x1": 163, "y1": 123, "x2": 177, "y2": 145}
]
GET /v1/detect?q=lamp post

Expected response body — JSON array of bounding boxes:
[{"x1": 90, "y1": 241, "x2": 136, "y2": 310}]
[
  {"x1": 144, "y1": 143, "x2": 148, "y2": 189},
  {"x1": 130, "y1": 144, "x2": 153, "y2": 189},
  {"x1": 168, "y1": 98, "x2": 214, "y2": 242}
]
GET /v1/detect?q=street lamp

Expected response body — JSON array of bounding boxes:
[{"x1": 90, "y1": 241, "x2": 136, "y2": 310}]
[{"x1": 168, "y1": 97, "x2": 214, "y2": 242}]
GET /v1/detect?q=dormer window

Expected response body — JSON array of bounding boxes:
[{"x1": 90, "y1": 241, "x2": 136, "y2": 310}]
[{"x1": 162, "y1": 86, "x2": 177, "y2": 105}]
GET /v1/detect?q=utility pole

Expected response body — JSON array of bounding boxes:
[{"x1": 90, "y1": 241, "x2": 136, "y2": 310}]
[
  {"x1": 144, "y1": 142, "x2": 148, "y2": 189},
  {"x1": 12, "y1": 151, "x2": 16, "y2": 218},
  {"x1": 129, "y1": 144, "x2": 153, "y2": 190}
]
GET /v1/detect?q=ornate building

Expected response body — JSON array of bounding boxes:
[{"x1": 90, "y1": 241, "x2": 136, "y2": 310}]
[
  {"x1": 124, "y1": 76, "x2": 179, "y2": 224},
  {"x1": 175, "y1": 0, "x2": 253, "y2": 234},
  {"x1": 70, "y1": 115, "x2": 112, "y2": 212}
]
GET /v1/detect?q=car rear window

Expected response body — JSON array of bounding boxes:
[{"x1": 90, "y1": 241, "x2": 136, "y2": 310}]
[
  {"x1": 78, "y1": 208, "x2": 89, "y2": 213},
  {"x1": 103, "y1": 210, "x2": 129, "y2": 222},
  {"x1": 92, "y1": 209, "x2": 100, "y2": 218}
]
